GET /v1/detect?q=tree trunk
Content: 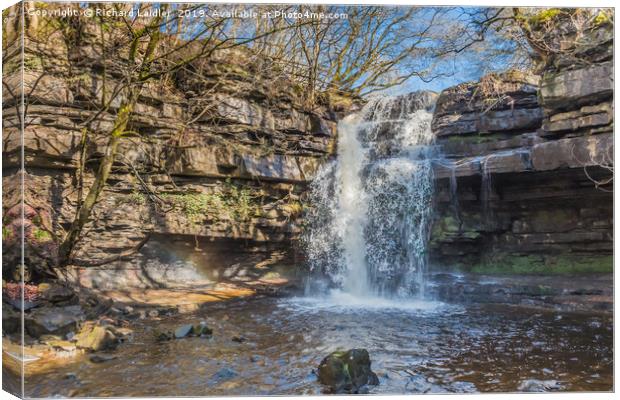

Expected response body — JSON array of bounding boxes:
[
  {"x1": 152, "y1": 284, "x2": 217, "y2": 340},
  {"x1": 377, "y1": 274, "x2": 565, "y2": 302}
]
[{"x1": 57, "y1": 100, "x2": 134, "y2": 267}]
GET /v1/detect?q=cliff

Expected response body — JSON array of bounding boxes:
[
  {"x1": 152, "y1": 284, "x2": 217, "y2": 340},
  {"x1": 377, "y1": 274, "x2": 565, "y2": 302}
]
[
  {"x1": 2, "y1": 16, "x2": 344, "y2": 288},
  {"x1": 429, "y1": 18, "x2": 613, "y2": 274}
]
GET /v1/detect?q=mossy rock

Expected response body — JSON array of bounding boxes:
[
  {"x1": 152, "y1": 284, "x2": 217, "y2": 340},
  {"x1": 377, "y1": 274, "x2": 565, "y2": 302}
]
[
  {"x1": 76, "y1": 325, "x2": 118, "y2": 352},
  {"x1": 470, "y1": 254, "x2": 612, "y2": 275},
  {"x1": 317, "y1": 349, "x2": 379, "y2": 394}
]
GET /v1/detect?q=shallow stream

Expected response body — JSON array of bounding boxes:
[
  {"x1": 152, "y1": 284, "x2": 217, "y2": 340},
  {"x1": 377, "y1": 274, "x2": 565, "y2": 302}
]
[{"x1": 23, "y1": 295, "x2": 613, "y2": 396}]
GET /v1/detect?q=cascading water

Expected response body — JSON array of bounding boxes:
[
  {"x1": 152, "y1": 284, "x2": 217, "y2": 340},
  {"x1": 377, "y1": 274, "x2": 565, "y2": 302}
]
[{"x1": 303, "y1": 92, "x2": 437, "y2": 301}]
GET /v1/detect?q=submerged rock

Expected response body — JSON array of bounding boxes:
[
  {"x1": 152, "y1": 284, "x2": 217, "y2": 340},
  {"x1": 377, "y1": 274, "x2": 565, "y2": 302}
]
[
  {"x1": 89, "y1": 353, "x2": 118, "y2": 363},
  {"x1": 172, "y1": 322, "x2": 212, "y2": 339},
  {"x1": 231, "y1": 335, "x2": 246, "y2": 343},
  {"x1": 317, "y1": 349, "x2": 379, "y2": 393},
  {"x1": 193, "y1": 322, "x2": 213, "y2": 337},
  {"x1": 209, "y1": 367, "x2": 238, "y2": 384},
  {"x1": 154, "y1": 330, "x2": 174, "y2": 342}
]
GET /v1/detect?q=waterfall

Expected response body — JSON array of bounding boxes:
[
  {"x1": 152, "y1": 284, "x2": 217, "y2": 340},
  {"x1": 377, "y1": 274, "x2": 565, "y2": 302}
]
[{"x1": 303, "y1": 92, "x2": 437, "y2": 300}]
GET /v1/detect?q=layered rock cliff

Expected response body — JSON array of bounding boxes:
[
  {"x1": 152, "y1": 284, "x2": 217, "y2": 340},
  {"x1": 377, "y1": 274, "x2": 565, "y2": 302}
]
[
  {"x1": 2, "y1": 17, "x2": 345, "y2": 288},
  {"x1": 429, "y1": 18, "x2": 613, "y2": 274}
]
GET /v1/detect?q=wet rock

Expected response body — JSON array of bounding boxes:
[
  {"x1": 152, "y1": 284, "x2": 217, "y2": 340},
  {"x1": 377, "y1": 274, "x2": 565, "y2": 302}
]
[
  {"x1": 25, "y1": 305, "x2": 84, "y2": 338},
  {"x1": 75, "y1": 324, "x2": 118, "y2": 352},
  {"x1": 42, "y1": 339, "x2": 76, "y2": 352},
  {"x1": 209, "y1": 367, "x2": 238, "y2": 384},
  {"x1": 249, "y1": 354, "x2": 264, "y2": 363},
  {"x1": 231, "y1": 335, "x2": 246, "y2": 343},
  {"x1": 64, "y1": 373, "x2": 78, "y2": 381},
  {"x1": 317, "y1": 349, "x2": 379, "y2": 394},
  {"x1": 174, "y1": 324, "x2": 194, "y2": 338},
  {"x1": 154, "y1": 330, "x2": 174, "y2": 342},
  {"x1": 518, "y1": 379, "x2": 562, "y2": 392},
  {"x1": 89, "y1": 353, "x2": 118, "y2": 363},
  {"x1": 108, "y1": 326, "x2": 134, "y2": 342},
  {"x1": 193, "y1": 323, "x2": 213, "y2": 337}
]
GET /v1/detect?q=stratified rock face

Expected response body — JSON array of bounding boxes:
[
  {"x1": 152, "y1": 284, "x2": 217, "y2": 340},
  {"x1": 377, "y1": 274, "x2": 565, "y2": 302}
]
[
  {"x1": 430, "y1": 20, "x2": 613, "y2": 274},
  {"x1": 1, "y1": 14, "x2": 344, "y2": 287},
  {"x1": 432, "y1": 71, "x2": 542, "y2": 138}
]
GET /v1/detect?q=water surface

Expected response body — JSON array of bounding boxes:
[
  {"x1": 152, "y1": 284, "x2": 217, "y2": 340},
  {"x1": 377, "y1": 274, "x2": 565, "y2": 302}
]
[{"x1": 24, "y1": 296, "x2": 613, "y2": 396}]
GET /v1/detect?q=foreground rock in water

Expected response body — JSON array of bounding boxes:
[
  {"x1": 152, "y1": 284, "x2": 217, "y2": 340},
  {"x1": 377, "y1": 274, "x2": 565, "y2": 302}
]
[
  {"x1": 75, "y1": 323, "x2": 118, "y2": 352},
  {"x1": 318, "y1": 349, "x2": 379, "y2": 394}
]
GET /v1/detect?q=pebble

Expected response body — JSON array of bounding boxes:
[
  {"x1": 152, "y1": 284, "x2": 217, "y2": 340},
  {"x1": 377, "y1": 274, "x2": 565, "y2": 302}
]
[{"x1": 89, "y1": 354, "x2": 118, "y2": 363}]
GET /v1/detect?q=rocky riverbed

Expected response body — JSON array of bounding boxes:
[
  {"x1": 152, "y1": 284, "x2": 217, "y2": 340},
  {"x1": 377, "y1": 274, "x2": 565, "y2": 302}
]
[
  {"x1": 2, "y1": 271, "x2": 613, "y2": 396},
  {"x1": 7, "y1": 292, "x2": 612, "y2": 397}
]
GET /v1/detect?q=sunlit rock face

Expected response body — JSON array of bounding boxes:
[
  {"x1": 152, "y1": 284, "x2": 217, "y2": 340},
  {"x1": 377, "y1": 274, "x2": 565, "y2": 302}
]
[
  {"x1": 1, "y1": 18, "x2": 350, "y2": 288},
  {"x1": 429, "y1": 19, "x2": 613, "y2": 274}
]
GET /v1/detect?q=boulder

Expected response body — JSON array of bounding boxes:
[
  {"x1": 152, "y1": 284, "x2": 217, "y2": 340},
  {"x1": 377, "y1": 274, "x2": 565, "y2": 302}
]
[
  {"x1": 2, "y1": 306, "x2": 21, "y2": 334},
  {"x1": 75, "y1": 324, "x2": 118, "y2": 352},
  {"x1": 174, "y1": 324, "x2": 194, "y2": 339},
  {"x1": 39, "y1": 283, "x2": 76, "y2": 304},
  {"x1": 193, "y1": 323, "x2": 213, "y2": 337},
  {"x1": 317, "y1": 349, "x2": 379, "y2": 394},
  {"x1": 25, "y1": 305, "x2": 84, "y2": 338}
]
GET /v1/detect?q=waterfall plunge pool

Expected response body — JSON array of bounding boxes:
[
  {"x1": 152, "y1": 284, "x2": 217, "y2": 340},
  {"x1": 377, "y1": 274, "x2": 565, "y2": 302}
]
[{"x1": 21, "y1": 293, "x2": 612, "y2": 397}]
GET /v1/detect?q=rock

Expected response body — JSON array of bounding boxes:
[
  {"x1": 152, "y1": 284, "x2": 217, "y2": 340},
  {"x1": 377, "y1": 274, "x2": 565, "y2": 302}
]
[
  {"x1": 518, "y1": 379, "x2": 562, "y2": 392},
  {"x1": 174, "y1": 324, "x2": 194, "y2": 339},
  {"x1": 249, "y1": 354, "x2": 264, "y2": 363},
  {"x1": 25, "y1": 305, "x2": 84, "y2": 338},
  {"x1": 2, "y1": 306, "x2": 21, "y2": 334},
  {"x1": 193, "y1": 323, "x2": 213, "y2": 337},
  {"x1": 39, "y1": 283, "x2": 75, "y2": 304},
  {"x1": 540, "y1": 62, "x2": 613, "y2": 110},
  {"x1": 317, "y1": 349, "x2": 379, "y2": 394},
  {"x1": 154, "y1": 330, "x2": 173, "y2": 342},
  {"x1": 231, "y1": 335, "x2": 246, "y2": 343},
  {"x1": 44, "y1": 339, "x2": 77, "y2": 352},
  {"x1": 432, "y1": 71, "x2": 542, "y2": 137},
  {"x1": 209, "y1": 367, "x2": 238, "y2": 384},
  {"x1": 240, "y1": 154, "x2": 304, "y2": 182},
  {"x1": 89, "y1": 353, "x2": 118, "y2": 363},
  {"x1": 75, "y1": 324, "x2": 118, "y2": 352},
  {"x1": 108, "y1": 326, "x2": 134, "y2": 342}
]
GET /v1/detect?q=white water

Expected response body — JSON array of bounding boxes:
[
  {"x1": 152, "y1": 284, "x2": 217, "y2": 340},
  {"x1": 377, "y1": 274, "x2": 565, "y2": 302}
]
[{"x1": 304, "y1": 94, "x2": 437, "y2": 301}]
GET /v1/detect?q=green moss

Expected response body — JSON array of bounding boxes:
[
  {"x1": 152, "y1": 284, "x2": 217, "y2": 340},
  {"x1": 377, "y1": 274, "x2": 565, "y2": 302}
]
[
  {"x1": 471, "y1": 254, "x2": 612, "y2": 275},
  {"x1": 23, "y1": 56, "x2": 42, "y2": 71},
  {"x1": 593, "y1": 11, "x2": 611, "y2": 26},
  {"x1": 32, "y1": 228, "x2": 52, "y2": 242},
  {"x1": 162, "y1": 183, "x2": 262, "y2": 224},
  {"x1": 529, "y1": 8, "x2": 563, "y2": 26},
  {"x1": 128, "y1": 191, "x2": 146, "y2": 205},
  {"x1": 445, "y1": 133, "x2": 505, "y2": 145},
  {"x1": 2, "y1": 226, "x2": 12, "y2": 241}
]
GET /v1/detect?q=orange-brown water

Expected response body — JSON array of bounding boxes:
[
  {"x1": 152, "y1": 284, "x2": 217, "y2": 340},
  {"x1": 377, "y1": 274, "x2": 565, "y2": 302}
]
[{"x1": 14, "y1": 296, "x2": 612, "y2": 396}]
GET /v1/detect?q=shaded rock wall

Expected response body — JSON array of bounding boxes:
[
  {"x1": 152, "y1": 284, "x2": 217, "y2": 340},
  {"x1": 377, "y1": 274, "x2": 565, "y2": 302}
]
[
  {"x1": 2, "y1": 15, "x2": 345, "y2": 288},
  {"x1": 429, "y1": 20, "x2": 613, "y2": 273}
]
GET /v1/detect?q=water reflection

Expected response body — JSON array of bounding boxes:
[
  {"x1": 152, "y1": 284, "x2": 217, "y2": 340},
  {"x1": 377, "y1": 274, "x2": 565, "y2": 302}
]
[{"x1": 23, "y1": 298, "x2": 612, "y2": 396}]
